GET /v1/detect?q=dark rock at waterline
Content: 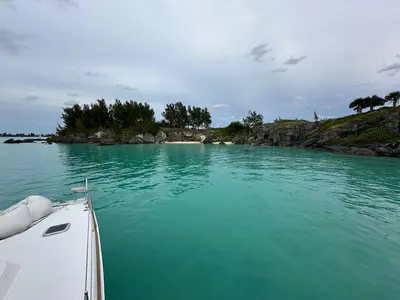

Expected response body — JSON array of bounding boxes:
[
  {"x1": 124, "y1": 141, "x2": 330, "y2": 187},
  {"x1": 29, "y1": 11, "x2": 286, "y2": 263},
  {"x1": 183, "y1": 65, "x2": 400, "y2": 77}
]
[
  {"x1": 323, "y1": 145, "x2": 377, "y2": 156},
  {"x1": 233, "y1": 135, "x2": 247, "y2": 145},
  {"x1": 374, "y1": 146, "x2": 400, "y2": 157},
  {"x1": 98, "y1": 139, "x2": 115, "y2": 146},
  {"x1": 299, "y1": 138, "x2": 319, "y2": 148},
  {"x1": 4, "y1": 138, "x2": 47, "y2": 144},
  {"x1": 50, "y1": 135, "x2": 89, "y2": 144},
  {"x1": 4, "y1": 138, "x2": 16, "y2": 144},
  {"x1": 50, "y1": 136, "x2": 73, "y2": 143},
  {"x1": 201, "y1": 135, "x2": 213, "y2": 144}
]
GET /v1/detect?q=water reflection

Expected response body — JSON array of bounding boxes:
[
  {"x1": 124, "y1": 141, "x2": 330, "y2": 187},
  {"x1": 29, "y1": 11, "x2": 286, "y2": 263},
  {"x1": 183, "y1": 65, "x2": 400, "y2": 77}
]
[
  {"x1": 161, "y1": 144, "x2": 212, "y2": 196},
  {"x1": 57, "y1": 144, "x2": 160, "y2": 194},
  {"x1": 219, "y1": 146, "x2": 400, "y2": 225},
  {"x1": 56, "y1": 144, "x2": 213, "y2": 203},
  {"x1": 335, "y1": 156, "x2": 400, "y2": 223},
  {"x1": 56, "y1": 144, "x2": 400, "y2": 223}
]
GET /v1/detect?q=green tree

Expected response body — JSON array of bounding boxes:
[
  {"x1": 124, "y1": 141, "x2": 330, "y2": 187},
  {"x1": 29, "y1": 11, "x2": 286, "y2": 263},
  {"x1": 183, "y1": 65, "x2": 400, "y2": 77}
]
[
  {"x1": 349, "y1": 98, "x2": 368, "y2": 114},
  {"x1": 365, "y1": 95, "x2": 385, "y2": 112},
  {"x1": 61, "y1": 104, "x2": 83, "y2": 133},
  {"x1": 81, "y1": 104, "x2": 95, "y2": 129},
  {"x1": 162, "y1": 103, "x2": 178, "y2": 128},
  {"x1": 56, "y1": 123, "x2": 66, "y2": 136},
  {"x1": 90, "y1": 99, "x2": 112, "y2": 128},
  {"x1": 109, "y1": 99, "x2": 124, "y2": 128},
  {"x1": 200, "y1": 107, "x2": 212, "y2": 128},
  {"x1": 385, "y1": 91, "x2": 400, "y2": 107},
  {"x1": 110, "y1": 100, "x2": 155, "y2": 129},
  {"x1": 243, "y1": 110, "x2": 263, "y2": 128},
  {"x1": 187, "y1": 106, "x2": 211, "y2": 129},
  {"x1": 136, "y1": 102, "x2": 155, "y2": 128},
  {"x1": 162, "y1": 102, "x2": 189, "y2": 128},
  {"x1": 175, "y1": 102, "x2": 188, "y2": 129},
  {"x1": 57, "y1": 99, "x2": 157, "y2": 135},
  {"x1": 226, "y1": 121, "x2": 245, "y2": 134},
  {"x1": 188, "y1": 106, "x2": 201, "y2": 128},
  {"x1": 349, "y1": 98, "x2": 366, "y2": 114}
]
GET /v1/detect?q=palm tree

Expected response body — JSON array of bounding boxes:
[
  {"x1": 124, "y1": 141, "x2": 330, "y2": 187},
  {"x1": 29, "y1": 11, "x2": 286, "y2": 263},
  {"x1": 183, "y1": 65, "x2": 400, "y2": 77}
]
[
  {"x1": 349, "y1": 98, "x2": 365, "y2": 114},
  {"x1": 366, "y1": 95, "x2": 385, "y2": 111},
  {"x1": 384, "y1": 91, "x2": 400, "y2": 107}
]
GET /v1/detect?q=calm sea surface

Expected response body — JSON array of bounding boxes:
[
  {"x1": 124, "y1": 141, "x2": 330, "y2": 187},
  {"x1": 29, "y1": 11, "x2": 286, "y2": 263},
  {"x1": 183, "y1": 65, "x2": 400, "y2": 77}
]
[{"x1": 1, "y1": 137, "x2": 400, "y2": 300}]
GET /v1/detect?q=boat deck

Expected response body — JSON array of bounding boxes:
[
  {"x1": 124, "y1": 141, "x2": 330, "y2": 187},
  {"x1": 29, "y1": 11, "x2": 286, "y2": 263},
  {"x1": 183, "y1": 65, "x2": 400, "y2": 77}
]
[{"x1": 0, "y1": 201, "x2": 94, "y2": 300}]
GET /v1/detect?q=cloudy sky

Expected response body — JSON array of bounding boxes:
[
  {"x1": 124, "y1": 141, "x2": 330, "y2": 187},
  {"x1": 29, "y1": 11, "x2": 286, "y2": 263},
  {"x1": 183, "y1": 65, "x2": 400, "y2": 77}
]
[{"x1": 1, "y1": 0, "x2": 400, "y2": 132}]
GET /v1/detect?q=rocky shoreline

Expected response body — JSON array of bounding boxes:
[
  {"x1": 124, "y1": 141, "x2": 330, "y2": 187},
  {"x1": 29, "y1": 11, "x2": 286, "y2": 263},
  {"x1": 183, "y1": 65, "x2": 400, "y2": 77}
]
[
  {"x1": 6, "y1": 107, "x2": 400, "y2": 157},
  {"x1": 7, "y1": 130, "x2": 400, "y2": 157},
  {"x1": 49, "y1": 120, "x2": 400, "y2": 157}
]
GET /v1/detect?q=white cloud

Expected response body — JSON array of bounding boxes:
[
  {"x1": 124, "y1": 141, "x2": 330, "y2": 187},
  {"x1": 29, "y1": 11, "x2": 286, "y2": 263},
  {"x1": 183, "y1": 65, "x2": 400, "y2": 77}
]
[
  {"x1": 294, "y1": 95, "x2": 305, "y2": 100},
  {"x1": 212, "y1": 104, "x2": 229, "y2": 109},
  {"x1": 63, "y1": 100, "x2": 78, "y2": 106}
]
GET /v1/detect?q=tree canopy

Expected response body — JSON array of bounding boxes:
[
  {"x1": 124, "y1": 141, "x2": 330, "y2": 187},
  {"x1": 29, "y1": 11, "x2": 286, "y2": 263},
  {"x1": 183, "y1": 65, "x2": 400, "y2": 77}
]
[
  {"x1": 349, "y1": 91, "x2": 398, "y2": 114},
  {"x1": 57, "y1": 99, "x2": 156, "y2": 135},
  {"x1": 366, "y1": 95, "x2": 385, "y2": 111},
  {"x1": 349, "y1": 98, "x2": 366, "y2": 114},
  {"x1": 162, "y1": 102, "x2": 211, "y2": 129},
  {"x1": 57, "y1": 99, "x2": 212, "y2": 135},
  {"x1": 110, "y1": 100, "x2": 155, "y2": 129},
  {"x1": 385, "y1": 91, "x2": 400, "y2": 107},
  {"x1": 243, "y1": 110, "x2": 263, "y2": 128},
  {"x1": 226, "y1": 121, "x2": 247, "y2": 134}
]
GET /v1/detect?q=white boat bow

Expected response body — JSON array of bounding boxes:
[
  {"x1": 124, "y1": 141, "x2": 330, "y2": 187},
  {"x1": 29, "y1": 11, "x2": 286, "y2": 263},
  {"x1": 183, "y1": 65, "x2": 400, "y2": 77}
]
[{"x1": 0, "y1": 176, "x2": 105, "y2": 300}]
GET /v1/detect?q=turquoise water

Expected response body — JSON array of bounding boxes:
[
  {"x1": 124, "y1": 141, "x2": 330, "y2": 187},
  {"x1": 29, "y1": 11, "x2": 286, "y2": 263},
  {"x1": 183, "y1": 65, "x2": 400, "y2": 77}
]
[{"x1": 1, "y1": 138, "x2": 400, "y2": 299}]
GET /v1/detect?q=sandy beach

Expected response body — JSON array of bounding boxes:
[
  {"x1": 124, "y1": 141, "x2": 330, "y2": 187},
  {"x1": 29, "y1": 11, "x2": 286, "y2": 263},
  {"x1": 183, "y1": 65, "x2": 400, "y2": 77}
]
[
  {"x1": 164, "y1": 141, "x2": 234, "y2": 145},
  {"x1": 164, "y1": 141, "x2": 201, "y2": 144}
]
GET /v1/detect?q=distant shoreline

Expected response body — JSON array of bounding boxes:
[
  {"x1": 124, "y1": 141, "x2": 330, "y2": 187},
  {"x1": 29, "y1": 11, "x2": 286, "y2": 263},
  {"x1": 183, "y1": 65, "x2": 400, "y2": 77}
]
[{"x1": 0, "y1": 134, "x2": 52, "y2": 138}]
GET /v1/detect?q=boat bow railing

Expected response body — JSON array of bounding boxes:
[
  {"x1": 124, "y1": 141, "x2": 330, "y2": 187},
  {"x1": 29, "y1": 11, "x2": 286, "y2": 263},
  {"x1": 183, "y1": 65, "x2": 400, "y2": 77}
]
[{"x1": 71, "y1": 175, "x2": 89, "y2": 201}]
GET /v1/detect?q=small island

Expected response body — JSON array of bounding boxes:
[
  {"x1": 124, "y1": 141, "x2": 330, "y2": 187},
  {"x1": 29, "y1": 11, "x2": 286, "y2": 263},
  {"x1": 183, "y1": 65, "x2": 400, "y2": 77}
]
[{"x1": 7, "y1": 92, "x2": 400, "y2": 157}]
